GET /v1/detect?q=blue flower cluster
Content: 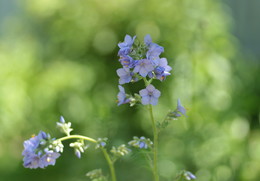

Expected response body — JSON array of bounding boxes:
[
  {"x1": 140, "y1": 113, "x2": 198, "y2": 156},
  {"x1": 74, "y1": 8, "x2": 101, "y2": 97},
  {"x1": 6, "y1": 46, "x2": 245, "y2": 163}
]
[
  {"x1": 128, "y1": 136, "x2": 153, "y2": 149},
  {"x1": 176, "y1": 170, "x2": 196, "y2": 180},
  {"x1": 117, "y1": 34, "x2": 172, "y2": 106},
  {"x1": 22, "y1": 131, "x2": 61, "y2": 169}
]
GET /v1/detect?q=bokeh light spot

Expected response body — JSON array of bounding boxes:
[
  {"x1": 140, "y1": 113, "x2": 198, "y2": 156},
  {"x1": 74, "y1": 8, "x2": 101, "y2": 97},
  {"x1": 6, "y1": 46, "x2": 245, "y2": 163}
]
[
  {"x1": 136, "y1": 21, "x2": 160, "y2": 41},
  {"x1": 158, "y1": 160, "x2": 176, "y2": 179},
  {"x1": 93, "y1": 29, "x2": 117, "y2": 55},
  {"x1": 230, "y1": 117, "x2": 249, "y2": 140}
]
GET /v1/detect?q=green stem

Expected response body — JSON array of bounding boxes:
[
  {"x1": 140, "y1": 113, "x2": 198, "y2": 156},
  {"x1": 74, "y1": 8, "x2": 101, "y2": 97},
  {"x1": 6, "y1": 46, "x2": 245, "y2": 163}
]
[
  {"x1": 57, "y1": 135, "x2": 97, "y2": 143},
  {"x1": 148, "y1": 104, "x2": 159, "y2": 181},
  {"x1": 101, "y1": 148, "x2": 117, "y2": 181},
  {"x1": 57, "y1": 135, "x2": 117, "y2": 181},
  {"x1": 142, "y1": 77, "x2": 159, "y2": 181}
]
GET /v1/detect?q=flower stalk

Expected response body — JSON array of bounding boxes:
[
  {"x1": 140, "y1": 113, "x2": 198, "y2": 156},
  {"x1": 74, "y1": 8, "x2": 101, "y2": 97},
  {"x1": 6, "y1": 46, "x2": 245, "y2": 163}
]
[
  {"x1": 148, "y1": 104, "x2": 159, "y2": 181},
  {"x1": 57, "y1": 135, "x2": 117, "y2": 181},
  {"x1": 57, "y1": 135, "x2": 97, "y2": 143},
  {"x1": 101, "y1": 148, "x2": 117, "y2": 181}
]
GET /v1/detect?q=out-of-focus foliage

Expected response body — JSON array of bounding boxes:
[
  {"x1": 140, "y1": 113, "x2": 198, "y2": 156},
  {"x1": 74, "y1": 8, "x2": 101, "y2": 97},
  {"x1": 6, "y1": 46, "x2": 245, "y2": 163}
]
[{"x1": 0, "y1": 0, "x2": 259, "y2": 181}]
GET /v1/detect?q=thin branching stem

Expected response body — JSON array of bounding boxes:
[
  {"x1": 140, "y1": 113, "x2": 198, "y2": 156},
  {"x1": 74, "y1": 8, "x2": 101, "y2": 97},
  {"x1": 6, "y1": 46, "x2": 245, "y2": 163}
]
[
  {"x1": 57, "y1": 135, "x2": 117, "y2": 181},
  {"x1": 101, "y1": 148, "x2": 117, "y2": 181}
]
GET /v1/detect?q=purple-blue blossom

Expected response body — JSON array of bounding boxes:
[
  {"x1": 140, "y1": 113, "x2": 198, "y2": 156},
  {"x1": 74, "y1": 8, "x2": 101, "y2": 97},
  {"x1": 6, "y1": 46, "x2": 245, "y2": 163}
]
[
  {"x1": 22, "y1": 131, "x2": 61, "y2": 169},
  {"x1": 41, "y1": 150, "x2": 61, "y2": 166},
  {"x1": 167, "y1": 99, "x2": 187, "y2": 119},
  {"x1": 146, "y1": 44, "x2": 164, "y2": 66},
  {"x1": 60, "y1": 116, "x2": 65, "y2": 123},
  {"x1": 154, "y1": 58, "x2": 172, "y2": 81},
  {"x1": 117, "y1": 68, "x2": 133, "y2": 84},
  {"x1": 75, "y1": 149, "x2": 81, "y2": 159},
  {"x1": 119, "y1": 55, "x2": 136, "y2": 68},
  {"x1": 95, "y1": 138, "x2": 108, "y2": 149},
  {"x1": 118, "y1": 35, "x2": 136, "y2": 56},
  {"x1": 117, "y1": 85, "x2": 130, "y2": 106},
  {"x1": 128, "y1": 136, "x2": 153, "y2": 149},
  {"x1": 139, "y1": 137, "x2": 148, "y2": 149},
  {"x1": 139, "y1": 84, "x2": 161, "y2": 105},
  {"x1": 133, "y1": 59, "x2": 154, "y2": 77},
  {"x1": 177, "y1": 98, "x2": 187, "y2": 116},
  {"x1": 183, "y1": 171, "x2": 196, "y2": 180},
  {"x1": 116, "y1": 34, "x2": 171, "y2": 106},
  {"x1": 144, "y1": 34, "x2": 153, "y2": 46},
  {"x1": 57, "y1": 116, "x2": 73, "y2": 136},
  {"x1": 69, "y1": 141, "x2": 85, "y2": 159},
  {"x1": 144, "y1": 35, "x2": 164, "y2": 66}
]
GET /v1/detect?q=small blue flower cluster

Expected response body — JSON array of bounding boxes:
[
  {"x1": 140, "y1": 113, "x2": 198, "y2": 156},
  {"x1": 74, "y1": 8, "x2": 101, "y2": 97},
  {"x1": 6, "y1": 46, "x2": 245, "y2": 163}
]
[
  {"x1": 22, "y1": 131, "x2": 61, "y2": 169},
  {"x1": 117, "y1": 34, "x2": 172, "y2": 106},
  {"x1": 128, "y1": 136, "x2": 153, "y2": 149},
  {"x1": 168, "y1": 98, "x2": 187, "y2": 119},
  {"x1": 22, "y1": 116, "x2": 132, "y2": 169},
  {"x1": 57, "y1": 116, "x2": 73, "y2": 136},
  {"x1": 95, "y1": 137, "x2": 108, "y2": 149},
  {"x1": 176, "y1": 170, "x2": 196, "y2": 181},
  {"x1": 183, "y1": 171, "x2": 196, "y2": 180}
]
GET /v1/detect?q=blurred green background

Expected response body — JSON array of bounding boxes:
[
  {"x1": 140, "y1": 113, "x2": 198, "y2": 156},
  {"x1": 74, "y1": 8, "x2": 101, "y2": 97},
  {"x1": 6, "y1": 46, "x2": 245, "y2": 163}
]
[{"x1": 0, "y1": 0, "x2": 259, "y2": 181}]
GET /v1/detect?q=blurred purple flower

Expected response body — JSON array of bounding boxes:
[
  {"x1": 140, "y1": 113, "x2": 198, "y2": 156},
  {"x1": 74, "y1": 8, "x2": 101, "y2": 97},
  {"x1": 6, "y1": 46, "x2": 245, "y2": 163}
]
[
  {"x1": 139, "y1": 137, "x2": 148, "y2": 149},
  {"x1": 133, "y1": 59, "x2": 154, "y2": 77},
  {"x1": 118, "y1": 35, "x2": 136, "y2": 56},
  {"x1": 41, "y1": 150, "x2": 61, "y2": 167},
  {"x1": 119, "y1": 55, "x2": 136, "y2": 68},
  {"x1": 155, "y1": 58, "x2": 172, "y2": 81},
  {"x1": 117, "y1": 85, "x2": 130, "y2": 106},
  {"x1": 117, "y1": 68, "x2": 133, "y2": 84},
  {"x1": 75, "y1": 149, "x2": 81, "y2": 159},
  {"x1": 144, "y1": 34, "x2": 164, "y2": 66},
  {"x1": 60, "y1": 116, "x2": 65, "y2": 123},
  {"x1": 146, "y1": 44, "x2": 164, "y2": 65},
  {"x1": 128, "y1": 136, "x2": 153, "y2": 149},
  {"x1": 184, "y1": 171, "x2": 196, "y2": 180},
  {"x1": 177, "y1": 98, "x2": 187, "y2": 116},
  {"x1": 144, "y1": 34, "x2": 153, "y2": 46},
  {"x1": 139, "y1": 84, "x2": 161, "y2": 105},
  {"x1": 22, "y1": 131, "x2": 60, "y2": 169}
]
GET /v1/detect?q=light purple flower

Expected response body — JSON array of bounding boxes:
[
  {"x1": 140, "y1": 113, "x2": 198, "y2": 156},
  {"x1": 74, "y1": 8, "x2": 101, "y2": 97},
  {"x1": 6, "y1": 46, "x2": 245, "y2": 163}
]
[
  {"x1": 133, "y1": 59, "x2": 154, "y2": 77},
  {"x1": 147, "y1": 44, "x2": 164, "y2": 65},
  {"x1": 139, "y1": 137, "x2": 148, "y2": 149},
  {"x1": 177, "y1": 98, "x2": 187, "y2": 116},
  {"x1": 119, "y1": 55, "x2": 136, "y2": 68},
  {"x1": 75, "y1": 149, "x2": 81, "y2": 159},
  {"x1": 41, "y1": 150, "x2": 61, "y2": 167},
  {"x1": 144, "y1": 34, "x2": 164, "y2": 66},
  {"x1": 60, "y1": 116, "x2": 65, "y2": 123},
  {"x1": 117, "y1": 85, "x2": 130, "y2": 106},
  {"x1": 139, "y1": 84, "x2": 161, "y2": 105},
  {"x1": 144, "y1": 34, "x2": 153, "y2": 46},
  {"x1": 56, "y1": 116, "x2": 73, "y2": 136},
  {"x1": 117, "y1": 68, "x2": 133, "y2": 84},
  {"x1": 128, "y1": 136, "x2": 153, "y2": 149},
  {"x1": 154, "y1": 58, "x2": 172, "y2": 81},
  {"x1": 158, "y1": 58, "x2": 171, "y2": 72},
  {"x1": 118, "y1": 35, "x2": 136, "y2": 56},
  {"x1": 184, "y1": 171, "x2": 196, "y2": 180},
  {"x1": 22, "y1": 131, "x2": 61, "y2": 169},
  {"x1": 23, "y1": 153, "x2": 43, "y2": 169}
]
